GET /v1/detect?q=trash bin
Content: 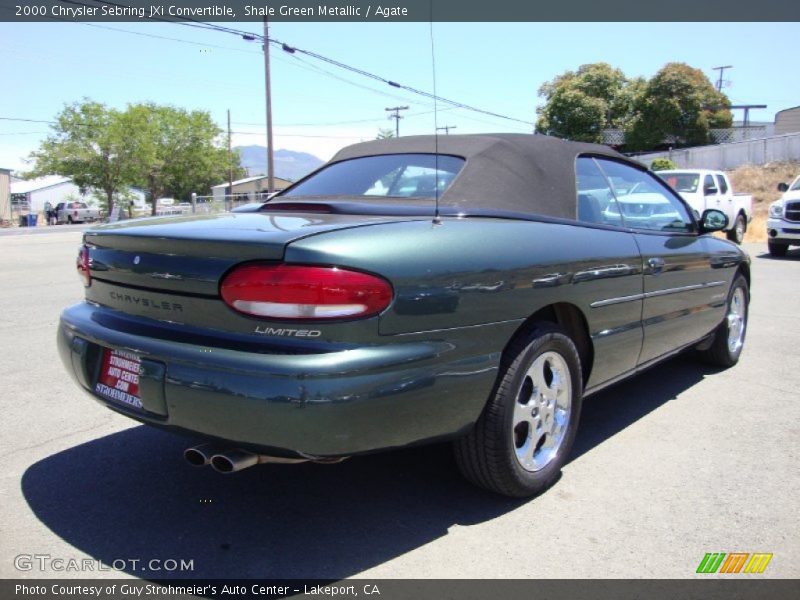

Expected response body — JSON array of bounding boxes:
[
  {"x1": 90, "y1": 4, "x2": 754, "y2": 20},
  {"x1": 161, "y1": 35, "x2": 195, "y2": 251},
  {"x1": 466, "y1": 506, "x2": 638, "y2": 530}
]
[
  {"x1": 28, "y1": 214, "x2": 38, "y2": 227},
  {"x1": 19, "y1": 215, "x2": 28, "y2": 227}
]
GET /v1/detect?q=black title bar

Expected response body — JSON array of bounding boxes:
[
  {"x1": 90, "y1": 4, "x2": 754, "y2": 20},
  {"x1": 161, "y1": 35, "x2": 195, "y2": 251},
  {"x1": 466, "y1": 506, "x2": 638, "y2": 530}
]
[{"x1": 2, "y1": 0, "x2": 799, "y2": 22}]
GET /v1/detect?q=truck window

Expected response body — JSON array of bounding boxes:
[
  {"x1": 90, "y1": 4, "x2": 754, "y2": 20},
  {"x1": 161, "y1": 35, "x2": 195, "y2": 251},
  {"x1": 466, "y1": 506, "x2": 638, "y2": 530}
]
[
  {"x1": 716, "y1": 175, "x2": 729, "y2": 194},
  {"x1": 704, "y1": 175, "x2": 717, "y2": 194}
]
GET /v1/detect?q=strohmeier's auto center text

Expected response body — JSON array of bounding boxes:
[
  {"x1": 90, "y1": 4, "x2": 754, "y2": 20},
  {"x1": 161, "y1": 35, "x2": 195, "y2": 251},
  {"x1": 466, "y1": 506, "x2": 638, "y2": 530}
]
[{"x1": 15, "y1": 583, "x2": 378, "y2": 596}]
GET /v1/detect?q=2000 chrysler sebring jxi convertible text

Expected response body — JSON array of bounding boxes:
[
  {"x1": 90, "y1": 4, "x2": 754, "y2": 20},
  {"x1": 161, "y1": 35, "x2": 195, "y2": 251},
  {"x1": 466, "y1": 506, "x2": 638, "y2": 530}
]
[{"x1": 58, "y1": 135, "x2": 749, "y2": 497}]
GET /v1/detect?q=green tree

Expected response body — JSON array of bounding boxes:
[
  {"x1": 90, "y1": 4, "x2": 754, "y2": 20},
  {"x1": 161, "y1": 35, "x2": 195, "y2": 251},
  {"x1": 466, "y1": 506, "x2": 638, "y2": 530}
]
[
  {"x1": 536, "y1": 63, "x2": 631, "y2": 142},
  {"x1": 124, "y1": 104, "x2": 239, "y2": 215},
  {"x1": 376, "y1": 128, "x2": 395, "y2": 140},
  {"x1": 28, "y1": 100, "x2": 139, "y2": 211},
  {"x1": 650, "y1": 158, "x2": 677, "y2": 171},
  {"x1": 624, "y1": 63, "x2": 732, "y2": 151}
]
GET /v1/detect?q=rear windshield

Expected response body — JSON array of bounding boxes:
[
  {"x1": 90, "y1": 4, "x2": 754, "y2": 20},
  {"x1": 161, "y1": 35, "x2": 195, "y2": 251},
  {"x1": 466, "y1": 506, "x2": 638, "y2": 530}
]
[
  {"x1": 658, "y1": 172, "x2": 700, "y2": 193},
  {"x1": 791, "y1": 177, "x2": 800, "y2": 191},
  {"x1": 281, "y1": 154, "x2": 465, "y2": 200},
  {"x1": 68, "y1": 202, "x2": 88, "y2": 209}
]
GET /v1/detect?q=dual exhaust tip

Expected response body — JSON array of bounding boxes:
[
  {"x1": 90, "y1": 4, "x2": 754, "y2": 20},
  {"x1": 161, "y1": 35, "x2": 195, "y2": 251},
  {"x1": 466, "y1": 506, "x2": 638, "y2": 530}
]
[
  {"x1": 184, "y1": 444, "x2": 344, "y2": 474},
  {"x1": 183, "y1": 445, "x2": 262, "y2": 474}
]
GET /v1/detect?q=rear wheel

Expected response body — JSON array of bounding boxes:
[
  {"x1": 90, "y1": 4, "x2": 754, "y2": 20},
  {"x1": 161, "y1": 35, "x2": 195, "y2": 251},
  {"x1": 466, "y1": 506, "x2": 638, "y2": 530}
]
[
  {"x1": 726, "y1": 214, "x2": 746, "y2": 244},
  {"x1": 697, "y1": 274, "x2": 748, "y2": 367},
  {"x1": 768, "y1": 241, "x2": 788, "y2": 257},
  {"x1": 454, "y1": 324, "x2": 583, "y2": 497}
]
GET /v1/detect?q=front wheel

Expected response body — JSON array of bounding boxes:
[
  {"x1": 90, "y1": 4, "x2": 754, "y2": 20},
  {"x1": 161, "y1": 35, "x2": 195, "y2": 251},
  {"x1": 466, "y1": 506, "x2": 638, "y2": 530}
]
[
  {"x1": 768, "y1": 241, "x2": 788, "y2": 257},
  {"x1": 726, "y1": 214, "x2": 746, "y2": 244},
  {"x1": 454, "y1": 324, "x2": 583, "y2": 497},
  {"x1": 697, "y1": 274, "x2": 748, "y2": 367}
]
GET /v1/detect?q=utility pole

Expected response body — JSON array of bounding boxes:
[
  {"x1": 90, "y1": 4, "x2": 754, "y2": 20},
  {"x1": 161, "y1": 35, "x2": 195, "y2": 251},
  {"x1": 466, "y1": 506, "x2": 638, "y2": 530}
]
[
  {"x1": 227, "y1": 109, "x2": 233, "y2": 211},
  {"x1": 385, "y1": 106, "x2": 409, "y2": 137},
  {"x1": 263, "y1": 16, "x2": 275, "y2": 193},
  {"x1": 436, "y1": 125, "x2": 457, "y2": 135},
  {"x1": 712, "y1": 65, "x2": 733, "y2": 92}
]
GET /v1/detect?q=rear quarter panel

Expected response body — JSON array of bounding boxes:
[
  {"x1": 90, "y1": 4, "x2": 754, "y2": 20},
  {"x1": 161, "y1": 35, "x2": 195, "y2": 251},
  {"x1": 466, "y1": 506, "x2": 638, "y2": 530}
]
[{"x1": 286, "y1": 218, "x2": 646, "y2": 388}]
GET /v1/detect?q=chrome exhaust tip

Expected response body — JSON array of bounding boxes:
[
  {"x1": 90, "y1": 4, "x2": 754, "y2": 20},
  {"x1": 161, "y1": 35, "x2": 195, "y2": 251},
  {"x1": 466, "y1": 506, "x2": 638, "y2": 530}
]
[
  {"x1": 210, "y1": 449, "x2": 260, "y2": 474},
  {"x1": 183, "y1": 444, "x2": 221, "y2": 467}
]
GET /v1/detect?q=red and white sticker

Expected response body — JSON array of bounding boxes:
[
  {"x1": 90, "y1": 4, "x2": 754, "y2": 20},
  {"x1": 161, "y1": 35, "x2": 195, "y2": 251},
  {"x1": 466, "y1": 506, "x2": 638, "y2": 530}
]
[{"x1": 95, "y1": 349, "x2": 144, "y2": 410}]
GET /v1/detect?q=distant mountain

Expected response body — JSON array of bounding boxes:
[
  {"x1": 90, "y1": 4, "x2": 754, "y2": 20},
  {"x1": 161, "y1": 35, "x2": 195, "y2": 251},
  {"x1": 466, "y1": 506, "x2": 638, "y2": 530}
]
[{"x1": 235, "y1": 146, "x2": 324, "y2": 182}]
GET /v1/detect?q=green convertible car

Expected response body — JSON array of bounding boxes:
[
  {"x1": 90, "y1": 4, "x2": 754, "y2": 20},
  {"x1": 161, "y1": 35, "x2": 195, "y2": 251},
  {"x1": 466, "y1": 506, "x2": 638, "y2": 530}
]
[{"x1": 58, "y1": 134, "x2": 749, "y2": 497}]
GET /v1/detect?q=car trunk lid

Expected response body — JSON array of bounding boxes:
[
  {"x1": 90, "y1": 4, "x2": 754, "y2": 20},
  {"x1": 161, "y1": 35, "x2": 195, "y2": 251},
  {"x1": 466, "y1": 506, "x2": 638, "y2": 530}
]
[{"x1": 85, "y1": 212, "x2": 410, "y2": 296}]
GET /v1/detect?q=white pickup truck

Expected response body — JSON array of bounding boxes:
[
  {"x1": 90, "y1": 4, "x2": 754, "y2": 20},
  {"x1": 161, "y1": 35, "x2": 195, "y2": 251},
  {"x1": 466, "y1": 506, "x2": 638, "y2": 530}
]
[
  {"x1": 53, "y1": 201, "x2": 100, "y2": 224},
  {"x1": 657, "y1": 169, "x2": 753, "y2": 244},
  {"x1": 767, "y1": 175, "x2": 800, "y2": 256}
]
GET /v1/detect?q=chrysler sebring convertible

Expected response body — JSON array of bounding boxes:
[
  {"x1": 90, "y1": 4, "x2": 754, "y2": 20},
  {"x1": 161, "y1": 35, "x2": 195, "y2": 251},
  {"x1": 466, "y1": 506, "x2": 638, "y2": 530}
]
[{"x1": 58, "y1": 134, "x2": 749, "y2": 497}]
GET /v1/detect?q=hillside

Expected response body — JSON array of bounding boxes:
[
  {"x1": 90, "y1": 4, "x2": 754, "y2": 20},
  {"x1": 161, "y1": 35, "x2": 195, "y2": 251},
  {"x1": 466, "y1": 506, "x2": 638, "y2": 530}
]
[
  {"x1": 728, "y1": 162, "x2": 800, "y2": 243},
  {"x1": 235, "y1": 146, "x2": 323, "y2": 182}
]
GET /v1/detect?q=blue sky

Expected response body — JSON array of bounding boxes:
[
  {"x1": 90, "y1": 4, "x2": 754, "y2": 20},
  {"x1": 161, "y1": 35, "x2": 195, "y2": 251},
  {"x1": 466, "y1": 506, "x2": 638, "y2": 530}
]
[{"x1": 1, "y1": 21, "x2": 798, "y2": 171}]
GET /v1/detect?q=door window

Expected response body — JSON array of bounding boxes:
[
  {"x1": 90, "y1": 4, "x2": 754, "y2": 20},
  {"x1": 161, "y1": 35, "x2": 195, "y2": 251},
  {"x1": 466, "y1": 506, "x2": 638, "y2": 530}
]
[
  {"x1": 704, "y1": 175, "x2": 717, "y2": 195},
  {"x1": 716, "y1": 174, "x2": 729, "y2": 194},
  {"x1": 595, "y1": 159, "x2": 694, "y2": 233},
  {"x1": 575, "y1": 157, "x2": 624, "y2": 227}
]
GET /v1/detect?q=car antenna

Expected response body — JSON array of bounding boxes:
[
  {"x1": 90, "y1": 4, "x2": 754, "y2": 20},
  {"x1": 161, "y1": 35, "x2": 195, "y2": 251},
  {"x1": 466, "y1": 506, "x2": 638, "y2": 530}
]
[{"x1": 429, "y1": 5, "x2": 442, "y2": 226}]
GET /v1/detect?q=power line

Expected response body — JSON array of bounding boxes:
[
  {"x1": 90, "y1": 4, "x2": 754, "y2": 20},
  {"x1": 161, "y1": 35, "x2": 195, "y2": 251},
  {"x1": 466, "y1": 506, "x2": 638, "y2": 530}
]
[
  {"x1": 0, "y1": 131, "x2": 49, "y2": 136},
  {"x1": 55, "y1": 0, "x2": 534, "y2": 127},
  {"x1": 231, "y1": 130, "x2": 365, "y2": 139}
]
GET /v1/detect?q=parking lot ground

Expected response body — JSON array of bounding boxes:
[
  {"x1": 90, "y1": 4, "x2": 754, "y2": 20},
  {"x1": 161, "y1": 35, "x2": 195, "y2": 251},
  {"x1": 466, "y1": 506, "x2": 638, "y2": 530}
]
[{"x1": 0, "y1": 232, "x2": 797, "y2": 579}]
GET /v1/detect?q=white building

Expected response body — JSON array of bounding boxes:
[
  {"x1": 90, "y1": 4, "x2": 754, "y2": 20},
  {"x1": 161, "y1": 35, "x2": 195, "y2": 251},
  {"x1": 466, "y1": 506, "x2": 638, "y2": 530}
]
[
  {"x1": 10, "y1": 176, "x2": 92, "y2": 213},
  {"x1": 10, "y1": 176, "x2": 147, "y2": 215}
]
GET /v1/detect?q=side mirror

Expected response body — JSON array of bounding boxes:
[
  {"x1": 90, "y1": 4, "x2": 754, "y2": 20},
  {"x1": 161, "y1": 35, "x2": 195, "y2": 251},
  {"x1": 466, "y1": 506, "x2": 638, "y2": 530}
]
[
  {"x1": 704, "y1": 185, "x2": 718, "y2": 196},
  {"x1": 777, "y1": 182, "x2": 789, "y2": 193},
  {"x1": 699, "y1": 209, "x2": 728, "y2": 233}
]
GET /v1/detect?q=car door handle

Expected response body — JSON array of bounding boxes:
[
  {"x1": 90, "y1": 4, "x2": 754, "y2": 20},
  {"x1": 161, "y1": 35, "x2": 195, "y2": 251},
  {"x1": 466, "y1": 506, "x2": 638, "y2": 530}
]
[{"x1": 647, "y1": 257, "x2": 666, "y2": 274}]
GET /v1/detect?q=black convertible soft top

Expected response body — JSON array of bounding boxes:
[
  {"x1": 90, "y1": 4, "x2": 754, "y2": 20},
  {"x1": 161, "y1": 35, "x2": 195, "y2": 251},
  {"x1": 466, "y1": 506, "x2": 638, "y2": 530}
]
[{"x1": 324, "y1": 133, "x2": 631, "y2": 221}]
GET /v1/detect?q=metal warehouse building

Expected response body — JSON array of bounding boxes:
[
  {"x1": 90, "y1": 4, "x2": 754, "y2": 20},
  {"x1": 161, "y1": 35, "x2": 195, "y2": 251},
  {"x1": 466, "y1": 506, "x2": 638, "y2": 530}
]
[
  {"x1": 775, "y1": 106, "x2": 800, "y2": 135},
  {"x1": 211, "y1": 175, "x2": 293, "y2": 203},
  {"x1": 0, "y1": 168, "x2": 11, "y2": 224}
]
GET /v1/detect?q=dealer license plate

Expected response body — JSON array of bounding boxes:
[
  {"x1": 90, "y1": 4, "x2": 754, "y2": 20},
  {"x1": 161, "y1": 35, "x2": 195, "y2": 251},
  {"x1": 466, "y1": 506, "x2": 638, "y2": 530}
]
[{"x1": 95, "y1": 349, "x2": 144, "y2": 411}]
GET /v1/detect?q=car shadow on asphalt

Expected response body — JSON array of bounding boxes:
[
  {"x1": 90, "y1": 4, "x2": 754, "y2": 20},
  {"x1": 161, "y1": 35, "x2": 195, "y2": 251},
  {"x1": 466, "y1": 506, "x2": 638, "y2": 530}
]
[
  {"x1": 754, "y1": 247, "x2": 800, "y2": 260},
  {"x1": 21, "y1": 355, "x2": 717, "y2": 580}
]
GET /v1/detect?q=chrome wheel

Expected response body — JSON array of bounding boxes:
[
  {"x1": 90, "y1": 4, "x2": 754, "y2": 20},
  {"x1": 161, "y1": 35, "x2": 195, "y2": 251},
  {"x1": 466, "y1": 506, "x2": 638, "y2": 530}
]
[
  {"x1": 512, "y1": 351, "x2": 572, "y2": 472},
  {"x1": 727, "y1": 287, "x2": 746, "y2": 354}
]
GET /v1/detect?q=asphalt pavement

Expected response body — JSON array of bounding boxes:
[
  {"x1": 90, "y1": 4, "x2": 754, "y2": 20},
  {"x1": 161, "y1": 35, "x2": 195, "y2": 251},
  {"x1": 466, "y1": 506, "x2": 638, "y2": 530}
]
[{"x1": 0, "y1": 230, "x2": 797, "y2": 580}]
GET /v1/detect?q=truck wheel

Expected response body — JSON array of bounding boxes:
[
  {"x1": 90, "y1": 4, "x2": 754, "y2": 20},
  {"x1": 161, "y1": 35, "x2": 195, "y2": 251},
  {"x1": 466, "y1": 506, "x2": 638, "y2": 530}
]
[
  {"x1": 697, "y1": 274, "x2": 748, "y2": 368},
  {"x1": 454, "y1": 324, "x2": 583, "y2": 497},
  {"x1": 726, "y1": 214, "x2": 746, "y2": 244},
  {"x1": 768, "y1": 241, "x2": 788, "y2": 257}
]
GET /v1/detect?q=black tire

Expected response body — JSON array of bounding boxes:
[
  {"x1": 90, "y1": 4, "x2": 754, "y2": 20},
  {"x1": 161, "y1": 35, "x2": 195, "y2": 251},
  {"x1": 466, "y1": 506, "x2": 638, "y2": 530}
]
[
  {"x1": 726, "y1": 214, "x2": 746, "y2": 244},
  {"x1": 454, "y1": 324, "x2": 583, "y2": 497},
  {"x1": 697, "y1": 274, "x2": 748, "y2": 368},
  {"x1": 768, "y1": 241, "x2": 788, "y2": 257}
]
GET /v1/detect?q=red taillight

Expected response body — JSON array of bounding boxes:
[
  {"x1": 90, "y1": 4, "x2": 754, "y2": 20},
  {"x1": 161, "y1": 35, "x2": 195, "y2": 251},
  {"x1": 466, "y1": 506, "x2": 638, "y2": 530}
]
[
  {"x1": 220, "y1": 264, "x2": 393, "y2": 320},
  {"x1": 77, "y1": 245, "x2": 91, "y2": 287}
]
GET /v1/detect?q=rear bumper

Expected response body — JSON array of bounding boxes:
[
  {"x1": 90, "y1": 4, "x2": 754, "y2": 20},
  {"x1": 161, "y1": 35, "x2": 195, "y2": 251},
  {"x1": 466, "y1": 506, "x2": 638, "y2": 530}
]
[
  {"x1": 58, "y1": 302, "x2": 507, "y2": 456},
  {"x1": 767, "y1": 218, "x2": 800, "y2": 245}
]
